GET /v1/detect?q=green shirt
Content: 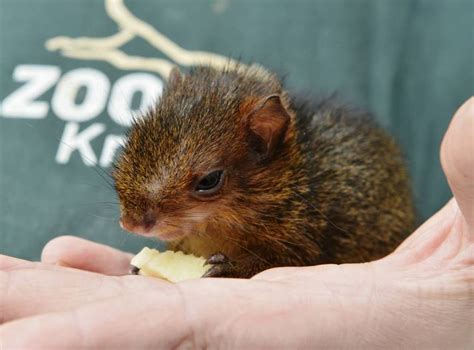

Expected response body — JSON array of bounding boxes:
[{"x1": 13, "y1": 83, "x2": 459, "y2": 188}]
[{"x1": 1, "y1": 0, "x2": 472, "y2": 260}]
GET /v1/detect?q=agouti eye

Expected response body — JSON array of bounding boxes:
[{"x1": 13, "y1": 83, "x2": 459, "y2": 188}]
[{"x1": 194, "y1": 170, "x2": 225, "y2": 195}]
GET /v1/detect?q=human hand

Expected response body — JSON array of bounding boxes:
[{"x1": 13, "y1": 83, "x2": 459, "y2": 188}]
[{"x1": 1, "y1": 98, "x2": 473, "y2": 349}]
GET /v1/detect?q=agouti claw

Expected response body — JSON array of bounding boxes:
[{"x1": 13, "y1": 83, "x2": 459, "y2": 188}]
[
  {"x1": 203, "y1": 252, "x2": 234, "y2": 277},
  {"x1": 129, "y1": 265, "x2": 140, "y2": 275},
  {"x1": 205, "y1": 252, "x2": 229, "y2": 265}
]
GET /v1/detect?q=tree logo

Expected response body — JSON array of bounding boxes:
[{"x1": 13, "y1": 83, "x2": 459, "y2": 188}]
[{"x1": 45, "y1": 0, "x2": 240, "y2": 79}]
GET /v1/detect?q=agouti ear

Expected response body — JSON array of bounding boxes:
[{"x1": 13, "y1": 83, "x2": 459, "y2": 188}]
[
  {"x1": 247, "y1": 95, "x2": 290, "y2": 157},
  {"x1": 167, "y1": 66, "x2": 183, "y2": 89}
]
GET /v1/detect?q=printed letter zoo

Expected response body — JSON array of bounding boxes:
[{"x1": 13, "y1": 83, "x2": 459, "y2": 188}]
[{"x1": 1, "y1": 64, "x2": 164, "y2": 168}]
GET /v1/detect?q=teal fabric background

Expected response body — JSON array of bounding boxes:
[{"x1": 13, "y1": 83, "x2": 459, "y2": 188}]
[{"x1": 1, "y1": 0, "x2": 473, "y2": 260}]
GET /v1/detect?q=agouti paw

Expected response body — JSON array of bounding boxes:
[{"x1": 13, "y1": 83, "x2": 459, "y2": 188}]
[{"x1": 202, "y1": 252, "x2": 234, "y2": 277}]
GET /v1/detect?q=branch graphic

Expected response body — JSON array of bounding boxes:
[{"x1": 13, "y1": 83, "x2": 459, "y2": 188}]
[{"x1": 45, "y1": 0, "x2": 241, "y2": 79}]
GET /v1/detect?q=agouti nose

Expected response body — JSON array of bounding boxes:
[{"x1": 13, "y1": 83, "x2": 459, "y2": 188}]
[
  {"x1": 142, "y1": 211, "x2": 157, "y2": 230},
  {"x1": 120, "y1": 211, "x2": 157, "y2": 234}
]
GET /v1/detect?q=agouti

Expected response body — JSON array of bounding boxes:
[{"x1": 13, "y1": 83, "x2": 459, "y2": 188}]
[{"x1": 113, "y1": 64, "x2": 416, "y2": 278}]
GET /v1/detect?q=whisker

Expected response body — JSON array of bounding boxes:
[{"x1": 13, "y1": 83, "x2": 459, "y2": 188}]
[
  {"x1": 87, "y1": 214, "x2": 118, "y2": 222},
  {"x1": 75, "y1": 201, "x2": 120, "y2": 208},
  {"x1": 23, "y1": 121, "x2": 117, "y2": 192},
  {"x1": 117, "y1": 231, "x2": 130, "y2": 249}
]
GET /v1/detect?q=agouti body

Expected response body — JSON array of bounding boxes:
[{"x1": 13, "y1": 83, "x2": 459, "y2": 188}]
[{"x1": 113, "y1": 64, "x2": 416, "y2": 278}]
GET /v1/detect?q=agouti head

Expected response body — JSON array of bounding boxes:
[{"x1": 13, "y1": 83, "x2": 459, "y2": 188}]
[{"x1": 113, "y1": 65, "x2": 301, "y2": 242}]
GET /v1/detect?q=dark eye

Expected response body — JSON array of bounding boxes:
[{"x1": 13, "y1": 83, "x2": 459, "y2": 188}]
[{"x1": 194, "y1": 170, "x2": 225, "y2": 195}]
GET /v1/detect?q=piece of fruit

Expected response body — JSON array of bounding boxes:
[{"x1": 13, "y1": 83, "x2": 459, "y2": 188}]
[{"x1": 130, "y1": 247, "x2": 210, "y2": 283}]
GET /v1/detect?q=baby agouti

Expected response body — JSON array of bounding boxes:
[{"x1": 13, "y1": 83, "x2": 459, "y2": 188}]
[{"x1": 113, "y1": 64, "x2": 415, "y2": 278}]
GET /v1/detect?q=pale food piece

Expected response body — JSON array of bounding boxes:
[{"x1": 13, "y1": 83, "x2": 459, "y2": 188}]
[{"x1": 130, "y1": 247, "x2": 210, "y2": 282}]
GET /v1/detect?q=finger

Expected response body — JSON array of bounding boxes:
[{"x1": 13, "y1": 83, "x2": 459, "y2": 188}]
[
  {"x1": 0, "y1": 287, "x2": 192, "y2": 349},
  {"x1": 42, "y1": 235, "x2": 133, "y2": 275},
  {"x1": 0, "y1": 256, "x2": 164, "y2": 324},
  {"x1": 0, "y1": 253, "x2": 90, "y2": 273},
  {"x1": 440, "y1": 97, "x2": 474, "y2": 232},
  {"x1": 0, "y1": 263, "x2": 122, "y2": 323}
]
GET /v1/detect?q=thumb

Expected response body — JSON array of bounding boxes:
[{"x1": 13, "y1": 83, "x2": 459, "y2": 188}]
[{"x1": 440, "y1": 97, "x2": 474, "y2": 231}]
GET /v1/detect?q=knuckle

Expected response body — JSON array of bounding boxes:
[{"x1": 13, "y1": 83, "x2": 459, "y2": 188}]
[
  {"x1": 41, "y1": 235, "x2": 78, "y2": 263},
  {"x1": 0, "y1": 271, "x2": 11, "y2": 324}
]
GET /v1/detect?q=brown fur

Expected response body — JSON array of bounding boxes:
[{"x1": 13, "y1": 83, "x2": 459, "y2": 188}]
[{"x1": 113, "y1": 64, "x2": 416, "y2": 278}]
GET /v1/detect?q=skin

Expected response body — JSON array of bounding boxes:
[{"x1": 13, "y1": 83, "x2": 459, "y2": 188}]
[{"x1": 0, "y1": 97, "x2": 473, "y2": 349}]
